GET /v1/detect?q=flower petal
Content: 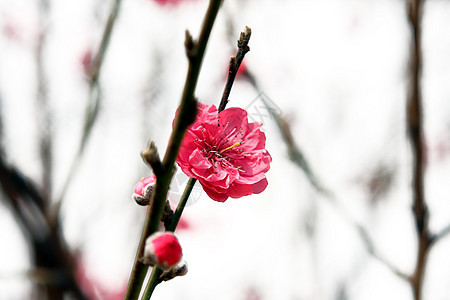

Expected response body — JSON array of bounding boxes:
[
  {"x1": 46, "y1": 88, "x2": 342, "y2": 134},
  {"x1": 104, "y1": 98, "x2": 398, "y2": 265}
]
[{"x1": 175, "y1": 102, "x2": 271, "y2": 202}]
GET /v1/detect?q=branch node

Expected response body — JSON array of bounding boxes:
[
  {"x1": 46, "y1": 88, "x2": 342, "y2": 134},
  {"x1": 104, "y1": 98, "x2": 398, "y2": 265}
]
[
  {"x1": 161, "y1": 200, "x2": 174, "y2": 228},
  {"x1": 141, "y1": 141, "x2": 164, "y2": 177},
  {"x1": 237, "y1": 26, "x2": 251, "y2": 53},
  {"x1": 184, "y1": 30, "x2": 196, "y2": 59}
]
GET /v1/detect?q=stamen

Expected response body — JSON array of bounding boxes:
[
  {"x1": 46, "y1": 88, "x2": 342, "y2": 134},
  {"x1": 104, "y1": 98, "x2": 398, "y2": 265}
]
[{"x1": 219, "y1": 142, "x2": 240, "y2": 154}]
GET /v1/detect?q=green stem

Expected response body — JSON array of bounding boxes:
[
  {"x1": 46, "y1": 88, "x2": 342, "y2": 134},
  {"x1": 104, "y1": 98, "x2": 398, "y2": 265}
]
[
  {"x1": 124, "y1": 0, "x2": 223, "y2": 299},
  {"x1": 141, "y1": 178, "x2": 196, "y2": 299},
  {"x1": 167, "y1": 178, "x2": 197, "y2": 232},
  {"x1": 124, "y1": 209, "x2": 151, "y2": 300},
  {"x1": 142, "y1": 268, "x2": 163, "y2": 299},
  {"x1": 125, "y1": 170, "x2": 175, "y2": 300}
]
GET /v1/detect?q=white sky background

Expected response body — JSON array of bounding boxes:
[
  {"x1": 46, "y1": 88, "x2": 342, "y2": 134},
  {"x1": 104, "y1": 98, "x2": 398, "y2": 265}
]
[{"x1": 1, "y1": 0, "x2": 450, "y2": 299}]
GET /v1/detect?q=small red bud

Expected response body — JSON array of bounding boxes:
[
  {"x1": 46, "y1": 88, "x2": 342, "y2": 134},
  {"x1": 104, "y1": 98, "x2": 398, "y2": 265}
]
[
  {"x1": 132, "y1": 176, "x2": 156, "y2": 206},
  {"x1": 143, "y1": 232, "x2": 182, "y2": 270}
]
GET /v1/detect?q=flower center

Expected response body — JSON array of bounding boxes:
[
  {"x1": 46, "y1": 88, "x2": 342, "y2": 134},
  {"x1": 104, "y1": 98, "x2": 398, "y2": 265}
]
[{"x1": 219, "y1": 142, "x2": 240, "y2": 154}]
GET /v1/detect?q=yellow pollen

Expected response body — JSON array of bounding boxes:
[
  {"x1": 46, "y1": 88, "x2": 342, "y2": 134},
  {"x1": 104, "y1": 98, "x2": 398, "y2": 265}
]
[{"x1": 219, "y1": 142, "x2": 240, "y2": 154}]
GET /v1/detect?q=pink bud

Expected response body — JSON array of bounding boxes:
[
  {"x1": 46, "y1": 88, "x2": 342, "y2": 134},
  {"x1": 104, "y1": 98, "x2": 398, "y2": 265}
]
[
  {"x1": 132, "y1": 176, "x2": 156, "y2": 206},
  {"x1": 143, "y1": 232, "x2": 182, "y2": 270}
]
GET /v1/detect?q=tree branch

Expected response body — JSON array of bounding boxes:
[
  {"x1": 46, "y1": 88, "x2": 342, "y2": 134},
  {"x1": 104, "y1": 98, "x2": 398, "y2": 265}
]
[
  {"x1": 141, "y1": 141, "x2": 164, "y2": 177},
  {"x1": 56, "y1": 0, "x2": 123, "y2": 207},
  {"x1": 406, "y1": 0, "x2": 432, "y2": 299},
  {"x1": 219, "y1": 26, "x2": 251, "y2": 112},
  {"x1": 124, "y1": 1, "x2": 224, "y2": 299},
  {"x1": 36, "y1": 0, "x2": 52, "y2": 204},
  {"x1": 0, "y1": 156, "x2": 88, "y2": 300}
]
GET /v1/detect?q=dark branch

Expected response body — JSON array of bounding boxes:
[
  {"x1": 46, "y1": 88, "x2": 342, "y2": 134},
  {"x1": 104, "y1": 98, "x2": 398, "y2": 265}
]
[
  {"x1": 219, "y1": 26, "x2": 251, "y2": 112},
  {"x1": 407, "y1": 0, "x2": 432, "y2": 299},
  {"x1": 0, "y1": 156, "x2": 87, "y2": 300},
  {"x1": 431, "y1": 223, "x2": 450, "y2": 245},
  {"x1": 125, "y1": 1, "x2": 224, "y2": 299}
]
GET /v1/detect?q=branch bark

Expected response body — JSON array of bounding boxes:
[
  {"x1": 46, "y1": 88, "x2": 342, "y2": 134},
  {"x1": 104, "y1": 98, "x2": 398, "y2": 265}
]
[
  {"x1": 219, "y1": 26, "x2": 251, "y2": 111},
  {"x1": 406, "y1": 1, "x2": 432, "y2": 299},
  {"x1": 124, "y1": 1, "x2": 224, "y2": 299}
]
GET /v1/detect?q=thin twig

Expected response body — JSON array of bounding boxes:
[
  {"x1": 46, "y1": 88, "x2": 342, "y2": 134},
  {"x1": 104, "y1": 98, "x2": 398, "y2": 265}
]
[
  {"x1": 124, "y1": 1, "x2": 224, "y2": 299},
  {"x1": 353, "y1": 216, "x2": 409, "y2": 280},
  {"x1": 406, "y1": 1, "x2": 432, "y2": 299},
  {"x1": 167, "y1": 178, "x2": 196, "y2": 233},
  {"x1": 141, "y1": 141, "x2": 164, "y2": 177},
  {"x1": 141, "y1": 177, "x2": 196, "y2": 299},
  {"x1": 36, "y1": 0, "x2": 52, "y2": 205},
  {"x1": 277, "y1": 112, "x2": 329, "y2": 195},
  {"x1": 246, "y1": 68, "x2": 329, "y2": 195},
  {"x1": 320, "y1": 188, "x2": 409, "y2": 280},
  {"x1": 218, "y1": 26, "x2": 251, "y2": 111},
  {"x1": 431, "y1": 223, "x2": 450, "y2": 245},
  {"x1": 56, "y1": 0, "x2": 123, "y2": 207}
]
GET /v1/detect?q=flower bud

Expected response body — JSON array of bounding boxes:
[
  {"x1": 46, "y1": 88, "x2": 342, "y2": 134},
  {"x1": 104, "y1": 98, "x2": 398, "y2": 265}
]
[
  {"x1": 132, "y1": 176, "x2": 156, "y2": 206},
  {"x1": 143, "y1": 232, "x2": 182, "y2": 270}
]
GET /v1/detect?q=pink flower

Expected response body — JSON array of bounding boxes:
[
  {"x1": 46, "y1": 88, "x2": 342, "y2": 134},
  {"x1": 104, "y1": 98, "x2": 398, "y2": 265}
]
[
  {"x1": 75, "y1": 255, "x2": 126, "y2": 300},
  {"x1": 176, "y1": 217, "x2": 190, "y2": 230},
  {"x1": 144, "y1": 232, "x2": 183, "y2": 270},
  {"x1": 176, "y1": 102, "x2": 271, "y2": 202}
]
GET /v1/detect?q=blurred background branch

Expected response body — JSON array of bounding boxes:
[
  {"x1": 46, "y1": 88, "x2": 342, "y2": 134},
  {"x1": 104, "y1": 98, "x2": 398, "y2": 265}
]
[
  {"x1": 56, "y1": 0, "x2": 123, "y2": 208},
  {"x1": 0, "y1": 155, "x2": 87, "y2": 299},
  {"x1": 1, "y1": 0, "x2": 450, "y2": 299},
  {"x1": 0, "y1": 0, "x2": 125, "y2": 298},
  {"x1": 36, "y1": 0, "x2": 52, "y2": 204}
]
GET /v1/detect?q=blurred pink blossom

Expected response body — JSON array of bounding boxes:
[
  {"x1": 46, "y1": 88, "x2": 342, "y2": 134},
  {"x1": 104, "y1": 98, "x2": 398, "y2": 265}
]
[
  {"x1": 75, "y1": 256, "x2": 126, "y2": 300},
  {"x1": 80, "y1": 49, "x2": 93, "y2": 76},
  {"x1": 236, "y1": 61, "x2": 247, "y2": 78},
  {"x1": 153, "y1": 0, "x2": 193, "y2": 6}
]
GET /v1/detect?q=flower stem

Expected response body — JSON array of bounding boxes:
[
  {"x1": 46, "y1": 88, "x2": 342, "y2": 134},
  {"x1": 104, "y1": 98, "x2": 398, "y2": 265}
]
[
  {"x1": 168, "y1": 178, "x2": 197, "y2": 232},
  {"x1": 140, "y1": 178, "x2": 197, "y2": 300},
  {"x1": 124, "y1": 0, "x2": 223, "y2": 298},
  {"x1": 142, "y1": 267, "x2": 163, "y2": 300},
  {"x1": 124, "y1": 208, "x2": 152, "y2": 300}
]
